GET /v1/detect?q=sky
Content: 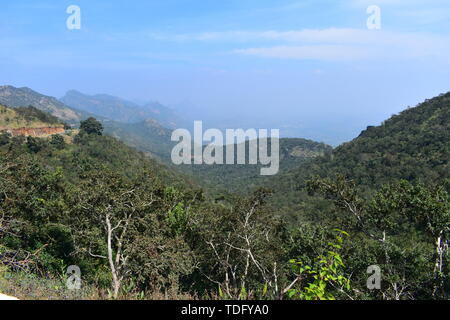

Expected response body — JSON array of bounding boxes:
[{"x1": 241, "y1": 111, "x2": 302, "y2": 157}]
[{"x1": 1, "y1": 0, "x2": 450, "y2": 145}]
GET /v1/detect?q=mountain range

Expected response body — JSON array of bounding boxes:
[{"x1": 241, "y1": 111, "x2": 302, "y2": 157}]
[
  {"x1": 0, "y1": 86, "x2": 174, "y2": 160},
  {"x1": 1, "y1": 84, "x2": 448, "y2": 198},
  {"x1": 60, "y1": 90, "x2": 184, "y2": 128},
  {"x1": 0, "y1": 85, "x2": 332, "y2": 169}
]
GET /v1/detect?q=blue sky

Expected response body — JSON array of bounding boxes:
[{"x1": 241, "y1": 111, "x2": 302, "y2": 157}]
[{"x1": 1, "y1": 0, "x2": 450, "y2": 144}]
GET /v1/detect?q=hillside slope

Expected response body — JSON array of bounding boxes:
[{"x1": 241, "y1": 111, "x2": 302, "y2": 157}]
[
  {"x1": 103, "y1": 118, "x2": 175, "y2": 161},
  {"x1": 268, "y1": 92, "x2": 450, "y2": 220},
  {"x1": 0, "y1": 86, "x2": 85, "y2": 123},
  {"x1": 181, "y1": 138, "x2": 332, "y2": 194},
  {"x1": 0, "y1": 105, "x2": 65, "y2": 137}
]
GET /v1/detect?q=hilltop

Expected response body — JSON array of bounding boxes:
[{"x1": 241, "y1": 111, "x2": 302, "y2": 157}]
[{"x1": 0, "y1": 86, "x2": 84, "y2": 123}]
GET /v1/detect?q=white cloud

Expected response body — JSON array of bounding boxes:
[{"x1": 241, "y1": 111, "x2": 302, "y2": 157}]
[
  {"x1": 163, "y1": 28, "x2": 446, "y2": 46},
  {"x1": 234, "y1": 45, "x2": 372, "y2": 61},
  {"x1": 160, "y1": 28, "x2": 450, "y2": 61}
]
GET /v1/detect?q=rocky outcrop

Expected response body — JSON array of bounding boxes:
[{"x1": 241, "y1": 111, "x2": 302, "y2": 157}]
[{"x1": 2, "y1": 126, "x2": 65, "y2": 137}]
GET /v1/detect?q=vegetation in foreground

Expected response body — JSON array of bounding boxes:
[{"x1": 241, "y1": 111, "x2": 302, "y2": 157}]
[{"x1": 0, "y1": 93, "x2": 449, "y2": 300}]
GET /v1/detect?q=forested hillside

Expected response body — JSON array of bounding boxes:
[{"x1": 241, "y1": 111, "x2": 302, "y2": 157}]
[
  {"x1": 182, "y1": 138, "x2": 332, "y2": 195},
  {"x1": 103, "y1": 118, "x2": 175, "y2": 162},
  {"x1": 0, "y1": 117, "x2": 203, "y2": 299},
  {"x1": 267, "y1": 92, "x2": 450, "y2": 221},
  {"x1": 0, "y1": 92, "x2": 448, "y2": 301}
]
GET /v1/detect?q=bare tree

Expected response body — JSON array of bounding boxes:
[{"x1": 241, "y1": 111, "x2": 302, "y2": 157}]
[
  {"x1": 198, "y1": 190, "x2": 282, "y2": 299},
  {"x1": 75, "y1": 171, "x2": 157, "y2": 299}
]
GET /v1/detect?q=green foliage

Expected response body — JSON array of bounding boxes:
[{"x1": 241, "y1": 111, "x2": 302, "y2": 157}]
[
  {"x1": 79, "y1": 117, "x2": 103, "y2": 135},
  {"x1": 167, "y1": 202, "x2": 189, "y2": 236},
  {"x1": 188, "y1": 188, "x2": 287, "y2": 299},
  {"x1": 0, "y1": 119, "x2": 197, "y2": 297},
  {"x1": 0, "y1": 132, "x2": 10, "y2": 146},
  {"x1": 306, "y1": 176, "x2": 449, "y2": 299},
  {"x1": 287, "y1": 230, "x2": 351, "y2": 300},
  {"x1": 26, "y1": 136, "x2": 46, "y2": 153},
  {"x1": 50, "y1": 135, "x2": 65, "y2": 150}
]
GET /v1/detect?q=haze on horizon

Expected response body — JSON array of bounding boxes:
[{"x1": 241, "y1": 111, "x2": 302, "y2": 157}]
[{"x1": 1, "y1": 0, "x2": 450, "y2": 145}]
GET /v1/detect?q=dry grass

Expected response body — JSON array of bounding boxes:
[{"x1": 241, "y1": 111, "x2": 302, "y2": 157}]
[
  {"x1": 0, "y1": 267, "x2": 198, "y2": 300},
  {"x1": 0, "y1": 269, "x2": 103, "y2": 300}
]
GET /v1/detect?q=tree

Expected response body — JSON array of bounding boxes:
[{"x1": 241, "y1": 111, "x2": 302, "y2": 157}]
[
  {"x1": 0, "y1": 132, "x2": 11, "y2": 146},
  {"x1": 307, "y1": 175, "x2": 449, "y2": 300},
  {"x1": 50, "y1": 134, "x2": 66, "y2": 150},
  {"x1": 26, "y1": 136, "x2": 45, "y2": 153},
  {"x1": 369, "y1": 181, "x2": 449, "y2": 299},
  {"x1": 72, "y1": 169, "x2": 165, "y2": 298},
  {"x1": 192, "y1": 189, "x2": 285, "y2": 299},
  {"x1": 79, "y1": 117, "x2": 103, "y2": 136}
]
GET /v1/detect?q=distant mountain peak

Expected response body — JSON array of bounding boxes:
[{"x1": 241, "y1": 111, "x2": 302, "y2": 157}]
[
  {"x1": 65, "y1": 89, "x2": 84, "y2": 95},
  {"x1": 61, "y1": 90, "x2": 185, "y2": 128}
]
